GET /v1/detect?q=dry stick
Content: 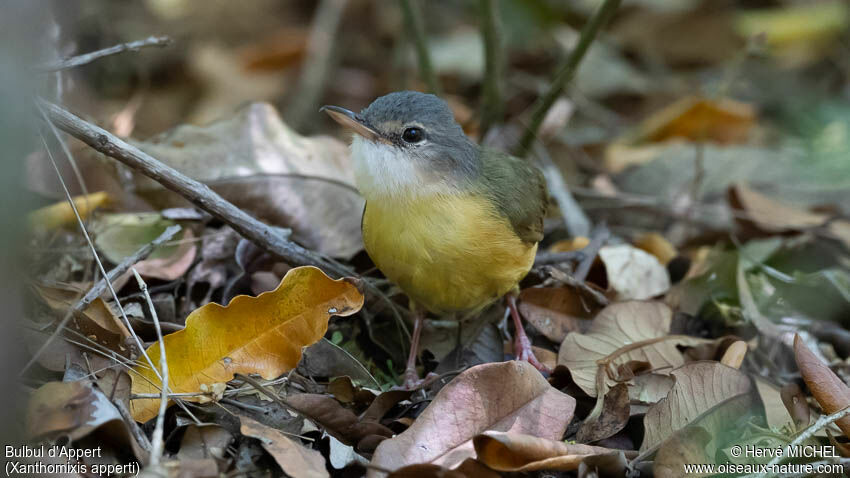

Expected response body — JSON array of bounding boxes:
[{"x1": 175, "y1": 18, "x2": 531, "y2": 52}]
[
  {"x1": 36, "y1": 133, "x2": 162, "y2": 382},
  {"x1": 573, "y1": 222, "x2": 610, "y2": 282},
  {"x1": 132, "y1": 269, "x2": 168, "y2": 468},
  {"x1": 398, "y1": 0, "x2": 441, "y2": 95},
  {"x1": 286, "y1": 0, "x2": 349, "y2": 131},
  {"x1": 750, "y1": 405, "x2": 850, "y2": 478},
  {"x1": 40, "y1": 36, "x2": 172, "y2": 72},
  {"x1": 40, "y1": 100, "x2": 352, "y2": 279},
  {"x1": 21, "y1": 224, "x2": 180, "y2": 375},
  {"x1": 478, "y1": 0, "x2": 504, "y2": 139},
  {"x1": 534, "y1": 142, "x2": 592, "y2": 237},
  {"x1": 516, "y1": 0, "x2": 622, "y2": 156},
  {"x1": 534, "y1": 250, "x2": 584, "y2": 266}
]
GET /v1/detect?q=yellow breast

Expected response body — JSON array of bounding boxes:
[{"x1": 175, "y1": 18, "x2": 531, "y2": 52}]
[{"x1": 362, "y1": 193, "x2": 537, "y2": 314}]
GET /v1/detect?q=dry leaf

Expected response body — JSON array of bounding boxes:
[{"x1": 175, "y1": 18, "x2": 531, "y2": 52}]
[
  {"x1": 178, "y1": 425, "x2": 233, "y2": 461},
  {"x1": 368, "y1": 361, "x2": 576, "y2": 475},
  {"x1": 240, "y1": 416, "x2": 329, "y2": 478},
  {"x1": 754, "y1": 377, "x2": 795, "y2": 433},
  {"x1": 598, "y1": 245, "x2": 671, "y2": 300},
  {"x1": 285, "y1": 394, "x2": 394, "y2": 447},
  {"x1": 133, "y1": 102, "x2": 363, "y2": 258},
  {"x1": 473, "y1": 431, "x2": 635, "y2": 472},
  {"x1": 34, "y1": 285, "x2": 130, "y2": 351},
  {"x1": 130, "y1": 266, "x2": 364, "y2": 422},
  {"x1": 641, "y1": 361, "x2": 753, "y2": 453},
  {"x1": 576, "y1": 384, "x2": 630, "y2": 443},
  {"x1": 794, "y1": 334, "x2": 850, "y2": 439},
  {"x1": 558, "y1": 301, "x2": 708, "y2": 397},
  {"x1": 633, "y1": 233, "x2": 677, "y2": 266},
  {"x1": 28, "y1": 191, "x2": 111, "y2": 232},
  {"x1": 653, "y1": 426, "x2": 713, "y2": 478},
  {"x1": 729, "y1": 183, "x2": 829, "y2": 232},
  {"x1": 93, "y1": 213, "x2": 197, "y2": 280},
  {"x1": 26, "y1": 381, "x2": 147, "y2": 462},
  {"x1": 719, "y1": 341, "x2": 747, "y2": 369},
  {"x1": 780, "y1": 382, "x2": 811, "y2": 432},
  {"x1": 518, "y1": 287, "x2": 597, "y2": 343},
  {"x1": 386, "y1": 460, "x2": 499, "y2": 478}
]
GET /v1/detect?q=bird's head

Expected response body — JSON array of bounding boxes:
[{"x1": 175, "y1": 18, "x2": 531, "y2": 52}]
[{"x1": 322, "y1": 91, "x2": 478, "y2": 198}]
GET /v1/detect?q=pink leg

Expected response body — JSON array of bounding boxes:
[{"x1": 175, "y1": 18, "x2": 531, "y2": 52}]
[
  {"x1": 507, "y1": 294, "x2": 550, "y2": 373},
  {"x1": 399, "y1": 310, "x2": 438, "y2": 390}
]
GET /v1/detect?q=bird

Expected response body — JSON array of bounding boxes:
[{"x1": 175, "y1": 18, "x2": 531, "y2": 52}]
[{"x1": 321, "y1": 91, "x2": 548, "y2": 388}]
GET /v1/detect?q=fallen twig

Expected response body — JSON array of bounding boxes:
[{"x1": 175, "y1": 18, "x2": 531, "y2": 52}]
[
  {"x1": 40, "y1": 100, "x2": 353, "y2": 279},
  {"x1": 399, "y1": 0, "x2": 441, "y2": 95},
  {"x1": 478, "y1": 0, "x2": 504, "y2": 139},
  {"x1": 516, "y1": 0, "x2": 621, "y2": 156},
  {"x1": 534, "y1": 250, "x2": 585, "y2": 266},
  {"x1": 539, "y1": 265, "x2": 609, "y2": 308},
  {"x1": 40, "y1": 35, "x2": 172, "y2": 72},
  {"x1": 534, "y1": 143, "x2": 592, "y2": 237},
  {"x1": 132, "y1": 269, "x2": 168, "y2": 469},
  {"x1": 21, "y1": 225, "x2": 180, "y2": 375},
  {"x1": 750, "y1": 405, "x2": 850, "y2": 478},
  {"x1": 573, "y1": 222, "x2": 610, "y2": 282}
]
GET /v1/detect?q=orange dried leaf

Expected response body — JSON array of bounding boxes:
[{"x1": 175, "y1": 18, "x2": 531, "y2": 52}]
[
  {"x1": 793, "y1": 334, "x2": 850, "y2": 439},
  {"x1": 473, "y1": 431, "x2": 635, "y2": 472},
  {"x1": 130, "y1": 266, "x2": 363, "y2": 422}
]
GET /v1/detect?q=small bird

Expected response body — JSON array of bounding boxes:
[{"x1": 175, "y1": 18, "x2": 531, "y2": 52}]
[{"x1": 322, "y1": 91, "x2": 548, "y2": 388}]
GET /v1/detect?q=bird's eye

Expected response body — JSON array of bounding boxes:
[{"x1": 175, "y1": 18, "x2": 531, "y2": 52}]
[{"x1": 402, "y1": 127, "x2": 424, "y2": 143}]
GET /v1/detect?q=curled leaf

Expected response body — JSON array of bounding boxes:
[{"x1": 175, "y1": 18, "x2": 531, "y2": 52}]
[
  {"x1": 794, "y1": 334, "x2": 850, "y2": 439},
  {"x1": 130, "y1": 266, "x2": 363, "y2": 422}
]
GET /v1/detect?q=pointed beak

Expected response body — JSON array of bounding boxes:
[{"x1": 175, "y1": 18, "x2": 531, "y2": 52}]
[{"x1": 320, "y1": 105, "x2": 381, "y2": 142}]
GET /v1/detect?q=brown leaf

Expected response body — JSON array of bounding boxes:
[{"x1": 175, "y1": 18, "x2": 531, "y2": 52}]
[
  {"x1": 518, "y1": 287, "x2": 597, "y2": 343},
  {"x1": 34, "y1": 284, "x2": 130, "y2": 351},
  {"x1": 633, "y1": 232, "x2": 678, "y2": 266},
  {"x1": 178, "y1": 425, "x2": 233, "y2": 462},
  {"x1": 285, "y1": 394, "x2": 393, "y2": 447},
  {"x1": 577, "y1": 451, "x2": 629, "y2": 478},
  {"x1": 641, "y1": 361, "x2": 753, "y2": 453},
  {"x1": 780, "y1": 382, "x2": 811, "y2": 432},
  {"x1": 753, "y1": 377, "x2": 796, "y2": 432},
  {"x1": 133, "y1": 102, "x2": 363, "y2": 258},
  {"x1": 386, "y1": 460, "x2": 499, "y2": 478},
  {"x1": 653, "y1": 426, "x2": 713, "y2": 478},
  {"x1": 728, "y1": 183, "x2": 830, "y2": 233},
  {"x1": 473, "y1": 431, "x2": 636, "y2": 472},
  {"x1": 794, "y1": 334, "x2": 850, "y2": 439},
  {"x1": 240, "y1": 416, "x2": 328, "y2": 478},
  {"x1": 576, "y1": 384, "x2": 630, "y2": 443},
  {"x1": 368, "y1": 361, "x2": 576, "y2": 475},
  {"x1": 558, "y1": 301, "x2": 708, "y2": 397},
  {"x1": 130, "y1": 266, "x2": 364, "y2": 422}
]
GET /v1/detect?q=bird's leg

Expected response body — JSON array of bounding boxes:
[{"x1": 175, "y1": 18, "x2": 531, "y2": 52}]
[
  {"x1": 506, "y1": 293, "x2": 550, "y2": 373},
  {"x1": 400, "y1": 307, "x2": 438, "y2": 390}
]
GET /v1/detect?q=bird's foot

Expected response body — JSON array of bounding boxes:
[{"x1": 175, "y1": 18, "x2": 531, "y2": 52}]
[
  {"x1": 394, "y1": 369, "x2": 439, "y2": 391},
  {"x1": 514, "y1": 333, "x2": 551, "y2": 373}
]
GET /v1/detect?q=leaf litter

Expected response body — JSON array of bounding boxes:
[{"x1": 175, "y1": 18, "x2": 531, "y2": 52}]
[{"x1": 16, "y1": 1, "x2": 850, "y2": 476}]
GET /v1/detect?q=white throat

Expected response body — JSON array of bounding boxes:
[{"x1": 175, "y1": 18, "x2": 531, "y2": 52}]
[{"x1": 350, "y1": 135, "x2": 452, "y2": 200}]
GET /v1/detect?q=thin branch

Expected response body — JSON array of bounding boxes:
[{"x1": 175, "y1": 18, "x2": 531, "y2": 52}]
[
  {"x1": 21, "y1": 224, "x2": 180, "y2": 375},
  {"x1": 132, "y1": 269, "x2": 168, "y2": 468},
  {"x1": 39, "y1": 100, "x2": 353, "y2": 279},
  {"x1": 35, "y1": 130, "x2": 162, "y2": 382},
  {"x1": 398, "y1": 0, "x2": 441, "y2": 95},
  {"x1": 286, "y1": 0, "x2": 349, "y2": 131},
  {"x1": 573, "y1": 222, "x2": 610, "y2": 282},
  {"x1": 534, "y1": 142, "x2": 592, "y2": 237},
  {"x1": 534, "y1": 250, "x2": 584, "y2": 266},
  {"x1": 478, "y1": 0, "x2": 505, "y2": 139},
  {"x1": 516, "y1": 0, "x2": 621, "y2": 156},
  {"x1": 751, "y1": 405, "x2": 850, "y2": 478},
  {"x1": 40, "y1": 36, "x2": 172, "y2": 72}
]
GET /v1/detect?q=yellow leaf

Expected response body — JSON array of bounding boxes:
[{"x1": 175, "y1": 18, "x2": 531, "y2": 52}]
[
  {"x1": 130, "y1": 266, "x2": 363, "y2": 422},
  {"x1": 27, "y1": 191, "x2": 110, "y2": 232}
]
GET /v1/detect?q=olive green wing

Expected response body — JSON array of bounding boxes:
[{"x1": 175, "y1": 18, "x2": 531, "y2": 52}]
[{"x1": 478, "y1": 150, "x2": 548, "y2": 244}]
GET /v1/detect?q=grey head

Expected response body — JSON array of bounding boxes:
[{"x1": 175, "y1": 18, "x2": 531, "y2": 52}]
[{"x1": 321, "y1": 91, "x2": 480, "y2": 182}]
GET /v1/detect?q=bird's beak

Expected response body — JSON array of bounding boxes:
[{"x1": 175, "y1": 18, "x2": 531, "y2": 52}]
[{"x1": 320, "y1": 105, "x2": 381, "y2": 142}]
